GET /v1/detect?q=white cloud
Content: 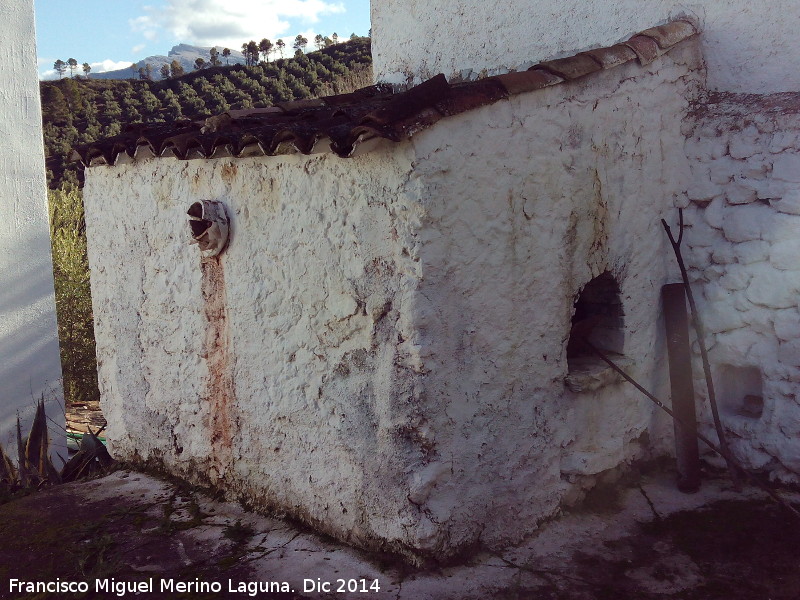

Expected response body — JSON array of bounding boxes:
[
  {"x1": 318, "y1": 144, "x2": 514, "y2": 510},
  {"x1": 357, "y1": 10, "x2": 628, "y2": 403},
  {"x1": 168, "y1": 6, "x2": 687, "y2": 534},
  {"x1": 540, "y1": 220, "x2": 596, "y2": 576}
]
[
  {"x1": 91, "y1": 59, "x2": 136, "y2": 73},
  {"x1": 132, "y1": 44, "x2": 146, "y2": 54},
  {"x1": 39, "y1": 59, "x2": 134, "y2": 80},
  {"x1": 130, "y1": 0, "x2": 344, "y2": 49}
]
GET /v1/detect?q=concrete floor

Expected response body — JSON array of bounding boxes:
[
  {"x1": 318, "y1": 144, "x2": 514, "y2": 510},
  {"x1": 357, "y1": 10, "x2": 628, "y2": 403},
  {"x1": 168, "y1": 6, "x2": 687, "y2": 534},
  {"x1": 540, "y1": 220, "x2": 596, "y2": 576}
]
[{"x1": 1, "y1": 466, "x2": 798, "y2": 599}]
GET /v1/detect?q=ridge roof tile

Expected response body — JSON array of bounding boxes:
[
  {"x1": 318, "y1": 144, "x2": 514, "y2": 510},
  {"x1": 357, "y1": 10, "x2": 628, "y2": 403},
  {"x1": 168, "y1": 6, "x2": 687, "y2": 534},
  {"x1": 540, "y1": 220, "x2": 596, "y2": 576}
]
[{"x1": 73, "y1": 20, "x2": 697, "y2": 167}]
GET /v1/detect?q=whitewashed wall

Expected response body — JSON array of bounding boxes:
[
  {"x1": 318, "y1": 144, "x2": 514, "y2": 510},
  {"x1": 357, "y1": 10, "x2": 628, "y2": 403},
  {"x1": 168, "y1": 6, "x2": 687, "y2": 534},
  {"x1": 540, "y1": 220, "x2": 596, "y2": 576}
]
[
  {"x1": 372, "y1": 0, "x2": 799, "y2": 94},
  {"x1": 399, "y1": 42, "x2": 702, "y2": 554},
  {"x1": 683, "y1": 94, "x2": 800, "y2": 482},
  {"x1": 0, "y1": 0, "x2": 64, "y2": 457},
  {"x1": 85, "y1": 148, "x2": 434, "y2": 558},
  {"x1": 83, "y1": 42, "x2": 702, "y2": 559}
]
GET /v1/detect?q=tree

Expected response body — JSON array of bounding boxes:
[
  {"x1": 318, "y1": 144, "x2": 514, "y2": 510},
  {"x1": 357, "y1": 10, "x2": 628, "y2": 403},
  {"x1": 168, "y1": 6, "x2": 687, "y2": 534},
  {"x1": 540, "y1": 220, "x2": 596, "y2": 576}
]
[
  {"x1": 258, "y1": 38, "x2": 273, "y2": 63},
  {"x1": 41, "y1": 85, "x2": 67, "y2": 121},
  {"x1": 350, "y1": 33, "x2": 357, "y2": 40},
  {"x1": 54, "y1": 59, "x2": 67, "y2": 79},
  {"x1": 48, "y1": 186, "x2": 100, "y2": 407},
  {"x1": 241, "y1": 41, "x2": 260, "y2": 66},
  {"x1": 170, "y1": 59, "x2": 184, "y2": 78},
  {"x1": 275, "y1": 39, "x2": 285, "y2": 58},
  {"x1": 138, "y1": 63, "x2": 153, "y2": 80},
  {"x1": 194, "y1": 57, "x2": 206, "y2": 70},
  {"x1": 247, "y1": 41, "x2": 259, "y2": 65},
  {"x1": 209, "y1": 47, "x2": 221, "y2": 67},
  {"x1": 293, "y1": 35, "x2": 308, "y2": 53},
  {"x1": 314, "y1": 34, "x2": 324, "y2": 50},
  {"x1": 331, "y1": 32, "x2": 338, "y2": 45},
  {"x1": 222, "y1": 47, "x2": 231, "y2": 65},
  {"x1": 82, "y1": 62, "x2": 91, "y2": 78},
  {"x1": 61, "y1": 77, "x2": 82, "y2": 111},
  {"x1": 130, "y1": 63, "x2": 138, "y2": 78},
  {"x1": 139, "y1": 89, "x2": 162, "y2": 115},
  {"x1": 160, "y1": 64, "x2": 171, "y2": 79},
  {"x1": 67, "y1": 58, "x2": 78, "y2": 77}
]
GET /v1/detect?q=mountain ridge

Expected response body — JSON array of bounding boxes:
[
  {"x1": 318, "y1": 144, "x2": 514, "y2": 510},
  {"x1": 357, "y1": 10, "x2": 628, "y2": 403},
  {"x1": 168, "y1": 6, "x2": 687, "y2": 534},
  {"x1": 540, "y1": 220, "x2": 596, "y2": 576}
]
[{"x1": 92, "y1": 43, "x2": 247, "y2": 80}]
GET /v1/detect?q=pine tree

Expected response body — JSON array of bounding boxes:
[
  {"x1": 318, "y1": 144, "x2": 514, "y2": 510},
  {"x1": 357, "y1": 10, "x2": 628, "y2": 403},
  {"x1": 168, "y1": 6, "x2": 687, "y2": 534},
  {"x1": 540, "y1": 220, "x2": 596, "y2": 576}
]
[
  {"x1": 54, "y1": 59, "x2": 67, "y2": 79},
  {"x1": 258, "y1": 38, "x2": 273, "y2": 63},
  {"x1": 209, "y1": 47, "x2": 221, "y2": 67},
  {"x1": 247, "y1": 41, "x2": 259, "y2": 65},
  {"x1": 170, "y1": 59, "x2": 184, "y2": 78},
  {"x1": 293, "y1": 35, "x2": 308, "y2": 53}
]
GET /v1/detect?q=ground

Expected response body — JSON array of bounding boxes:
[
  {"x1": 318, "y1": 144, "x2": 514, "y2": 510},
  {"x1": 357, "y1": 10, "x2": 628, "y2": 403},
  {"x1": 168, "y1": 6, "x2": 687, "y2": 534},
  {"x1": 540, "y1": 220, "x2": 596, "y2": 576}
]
[{"x1": 0, "y1": 466, "x2": 797, "y2": 599}]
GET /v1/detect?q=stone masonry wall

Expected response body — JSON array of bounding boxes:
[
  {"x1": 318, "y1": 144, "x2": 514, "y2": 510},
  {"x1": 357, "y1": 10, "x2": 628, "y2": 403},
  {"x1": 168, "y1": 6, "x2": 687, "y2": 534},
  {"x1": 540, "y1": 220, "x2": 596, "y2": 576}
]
[{"x1": 683, "y1": 93, "x2": 800, "y2": 482}]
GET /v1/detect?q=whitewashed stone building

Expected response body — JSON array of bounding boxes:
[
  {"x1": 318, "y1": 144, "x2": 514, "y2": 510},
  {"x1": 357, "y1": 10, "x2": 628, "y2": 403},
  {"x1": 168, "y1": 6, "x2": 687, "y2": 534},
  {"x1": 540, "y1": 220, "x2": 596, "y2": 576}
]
[
  {"x1": 75, "y1": 0, "x2": 800, "y2": 561},
  {"x1": 0, "y1": 0, "x2": 64, "y2": 456}
]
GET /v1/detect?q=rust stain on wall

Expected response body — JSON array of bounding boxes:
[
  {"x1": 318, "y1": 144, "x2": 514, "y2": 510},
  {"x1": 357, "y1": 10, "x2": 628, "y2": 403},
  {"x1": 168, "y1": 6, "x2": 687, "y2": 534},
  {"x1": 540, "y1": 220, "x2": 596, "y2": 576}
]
[
  {"x1": 201, "y1": 256, "x2": 236, "y2": 480},
  {"x1": 221, "y1": 163, "x2": 238, "y2": 182}
]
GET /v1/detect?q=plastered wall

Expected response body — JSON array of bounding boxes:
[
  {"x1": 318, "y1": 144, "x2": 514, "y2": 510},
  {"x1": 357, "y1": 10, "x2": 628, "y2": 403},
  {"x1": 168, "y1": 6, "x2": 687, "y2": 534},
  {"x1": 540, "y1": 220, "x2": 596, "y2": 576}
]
[
  {"x1": 83, "y1": 41, "x2": 703, "y2": 559},
  {"x1": 0, "y1": 0, "x2": 64, "y2": 456},
  {"x1": 399, "y1": 41, "x2": 702, "y2": 553},
  {"x1": 371, "y1": 0, "x2": 799, "y2": 94},
  {"x1": 84, "y1": 148, "x2": 437, "y2": 558}
]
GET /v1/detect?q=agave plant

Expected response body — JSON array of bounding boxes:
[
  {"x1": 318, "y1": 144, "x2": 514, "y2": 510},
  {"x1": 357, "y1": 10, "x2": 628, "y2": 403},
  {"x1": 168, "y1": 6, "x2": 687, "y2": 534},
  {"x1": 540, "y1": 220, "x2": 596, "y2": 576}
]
[
  {"x1": 61, "y1": 426, "x2": 114, "y2": 482},
  {"x1": 0, "y1": 399, "x2": 113, "y2": 496}
]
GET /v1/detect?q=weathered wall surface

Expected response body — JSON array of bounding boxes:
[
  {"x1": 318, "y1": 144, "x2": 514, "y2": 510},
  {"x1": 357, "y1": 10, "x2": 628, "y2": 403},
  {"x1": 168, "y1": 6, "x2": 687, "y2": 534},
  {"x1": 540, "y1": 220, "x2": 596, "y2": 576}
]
[
  {"x1": 84, "y1": 41, "x2": 703, "y2": 559},
  {"x1": 400, "y1": 42, "x2": 703, "y2": 554},
  {"x1": 372, "y1": 0, "x2": 798, "y2": 94},
  {"x1": 84, "y1": 148, "x2": 442, "y2": 557},
  {"x1": 683, "y1": 93, "x2": 800, "y2": 482},
  {"x1": 0, "y1": 0, "x2": 64, "y2": 454}
]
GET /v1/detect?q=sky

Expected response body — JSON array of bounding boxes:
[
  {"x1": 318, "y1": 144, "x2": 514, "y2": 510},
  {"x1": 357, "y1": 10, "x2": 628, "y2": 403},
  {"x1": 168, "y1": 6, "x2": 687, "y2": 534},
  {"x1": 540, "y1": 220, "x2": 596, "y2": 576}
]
[{"x1": 35, "y1": 0, "x2": 371, "y2": 79}]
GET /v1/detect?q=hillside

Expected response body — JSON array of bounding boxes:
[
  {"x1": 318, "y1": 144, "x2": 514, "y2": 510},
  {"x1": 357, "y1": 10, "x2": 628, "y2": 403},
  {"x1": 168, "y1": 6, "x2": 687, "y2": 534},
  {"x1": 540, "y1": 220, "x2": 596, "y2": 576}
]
[{"x1": 41, "y1": 37, "x2": 372, "y2": 188}]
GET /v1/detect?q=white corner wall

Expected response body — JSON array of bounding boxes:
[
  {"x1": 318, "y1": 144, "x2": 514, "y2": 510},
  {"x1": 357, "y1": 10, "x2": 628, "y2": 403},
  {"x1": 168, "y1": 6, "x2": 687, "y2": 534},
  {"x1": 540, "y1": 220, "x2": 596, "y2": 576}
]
[
  {"x1": 372, "y1": 0, "x2": 799, "y2": 93},
  {"x1": 0, "y1": 0, "x2": 64, "y2": 456}
]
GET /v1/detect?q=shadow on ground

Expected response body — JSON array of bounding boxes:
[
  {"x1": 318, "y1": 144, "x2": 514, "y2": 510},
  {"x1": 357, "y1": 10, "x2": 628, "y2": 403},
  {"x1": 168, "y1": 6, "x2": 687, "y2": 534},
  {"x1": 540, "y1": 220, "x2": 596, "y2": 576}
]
[{"x1": 0, "y1": 467, "x2": 798, "y2": 599}]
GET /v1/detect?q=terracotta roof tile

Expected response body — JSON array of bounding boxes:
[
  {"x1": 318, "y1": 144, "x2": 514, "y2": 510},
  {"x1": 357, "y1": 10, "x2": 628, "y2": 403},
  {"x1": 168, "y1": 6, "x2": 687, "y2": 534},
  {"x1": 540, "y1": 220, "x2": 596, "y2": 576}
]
[
  {"x1": 581, "y1": 44, "x2": 638, "y2": 69},
  {"x1": 436, "y1": 79, "x2": 509, "y2": 116},
  {"x1": 639, "y1": 20, "x2": 697, "y2": 50},
  {"x1": 73, "y1": 20, "x2": 697, "y2": 167},
  {"x1": 623, "y1": 35, "x2": 662, "y2": 66},
  {"x1": 491, "y1": 69, "x2": 564, "y2": 95},
  {"x1": 536, "y1": 54, "x2": 603, "y2": 80}
]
